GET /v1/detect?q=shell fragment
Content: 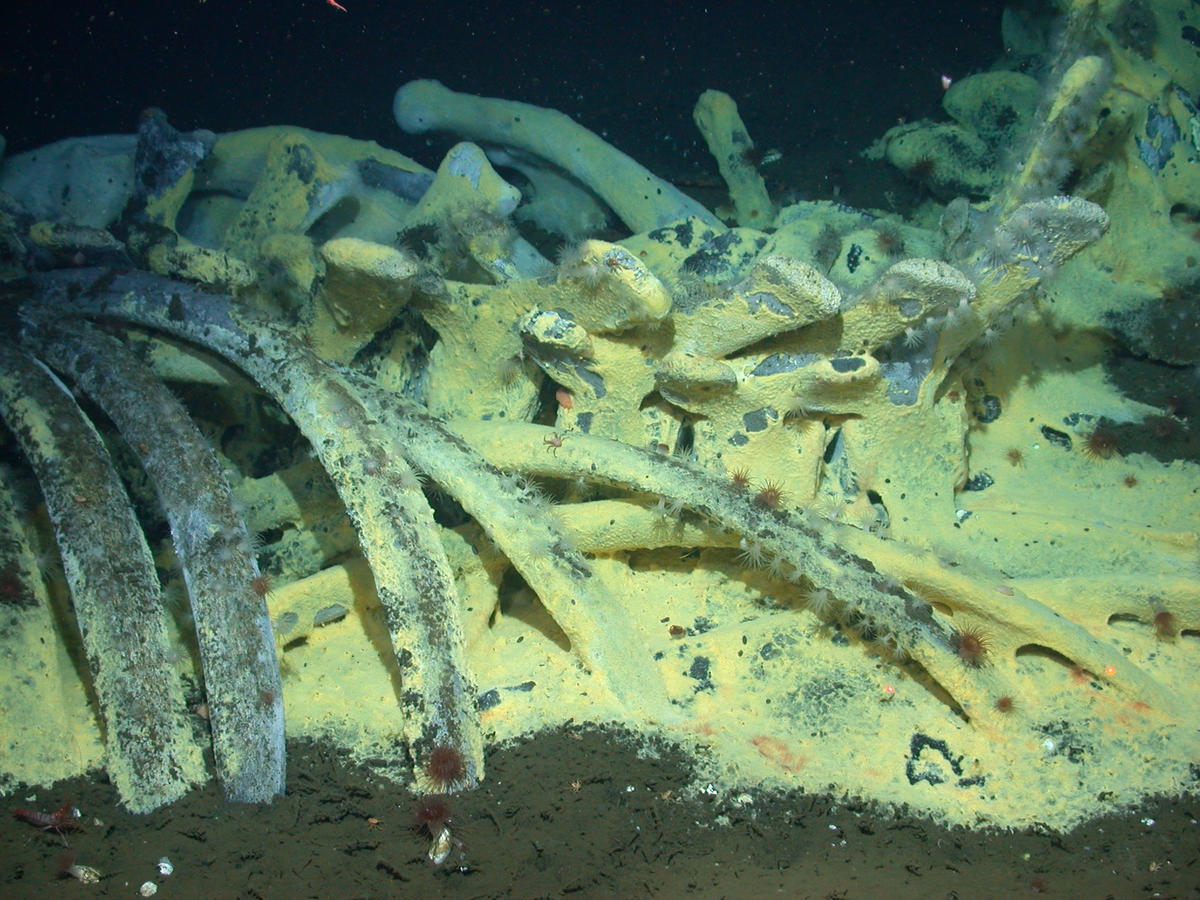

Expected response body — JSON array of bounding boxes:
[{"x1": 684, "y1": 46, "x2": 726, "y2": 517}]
[{"x1": 428, "y1": 826, "x2": 453, "y2": 865}]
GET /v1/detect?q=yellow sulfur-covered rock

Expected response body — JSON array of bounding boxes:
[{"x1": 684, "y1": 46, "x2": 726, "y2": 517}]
[{"x1": 310, "y1": 238, "x2": 418, "y2": 363}]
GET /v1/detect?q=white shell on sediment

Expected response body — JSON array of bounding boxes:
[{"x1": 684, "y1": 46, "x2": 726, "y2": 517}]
[
  {"x1": 428, "y1": 826, "x2": 453, "y2": 865},
  {"x1": 69, "y1": 865, "x2": 101, "y2": 884}
]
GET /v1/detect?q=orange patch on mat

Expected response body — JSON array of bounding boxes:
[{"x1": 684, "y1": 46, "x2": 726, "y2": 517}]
[{"x1": 751, "y1": 734, "x2": 806, "y2": 772}]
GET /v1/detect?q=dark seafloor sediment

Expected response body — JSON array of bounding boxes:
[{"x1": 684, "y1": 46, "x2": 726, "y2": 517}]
[{"x1": 1, "y1": 727, "x2": 1196, "y2": 899}]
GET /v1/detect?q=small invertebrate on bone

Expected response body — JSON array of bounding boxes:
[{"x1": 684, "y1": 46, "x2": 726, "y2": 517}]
[
  {"x1": 1153, "y1": 610, "x2": 1177, "y2": 640},
  {"x1": 1082, "y1": 425, "x2": 1118, "y2": 459},
  {"x1": 424, "y1": 745, "x2": 467, "y2": 791},
  {"x1": 754, "y1": 480, "x2": 787, "y2": 510},
  {"x1": 952, "y1": 625, "x2": 991, "y2": 668}
]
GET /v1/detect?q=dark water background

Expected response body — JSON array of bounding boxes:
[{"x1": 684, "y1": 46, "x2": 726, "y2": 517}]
[{"x1": 2, "y1": 0, "x2": 1003, "y2": 187}]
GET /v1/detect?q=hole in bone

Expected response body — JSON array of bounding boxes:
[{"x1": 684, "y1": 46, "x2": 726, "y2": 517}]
[{"x1": 1013, "y1": 643, "x2": 1078, "y2": 675}]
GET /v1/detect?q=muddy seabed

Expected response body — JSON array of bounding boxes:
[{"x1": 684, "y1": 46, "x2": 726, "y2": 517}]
[{"x1": 1, "y1": 726, "x2": 1196, "y2": 899}]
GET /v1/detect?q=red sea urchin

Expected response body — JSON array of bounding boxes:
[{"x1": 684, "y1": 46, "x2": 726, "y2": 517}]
[
  {"x1": 1081, "y1": 424, "x2": 1119, "y2": 459},
  {"x1": 904, "y1": 154, "x2": 937, "y2": 185},
  {"x1": 737, "y1": 143, "x2": 767, "y2": 168},
  {"x1": 412, "y1": 795, "x2": 453, "y2": 836},
  {"x1": 875, "y1": 226, "x2": 905, "y2": 258},
  {"x1": 754, "y1": 480, "x2": 787, "y2": 510},
  {"x1": 729, "y1": 467, "x2": 752, "y2": 490},
  {"x1": 249, "y1": 572, "x2": 273, "y2": 598},
  {"x1": 1153, "y1": 609, "x2": 1178, "y2": 640},
  {"x1": 951, "y1": 625, "x2": 991, "y2": 668},
  {"x1": 424, "y1": 744, "x2": 467, "y2": 791}
]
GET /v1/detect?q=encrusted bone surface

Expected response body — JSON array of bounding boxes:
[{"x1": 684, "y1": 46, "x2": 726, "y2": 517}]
[{"x1": 2, "y1": 17, "x2": 1198, "y2": 830}]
